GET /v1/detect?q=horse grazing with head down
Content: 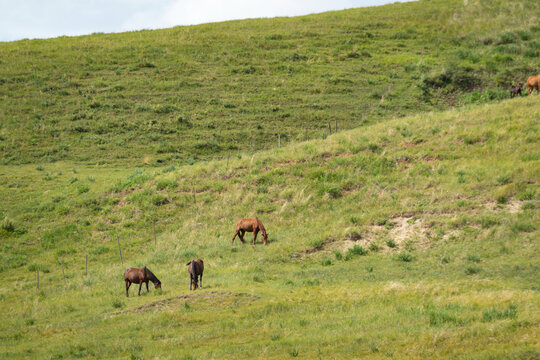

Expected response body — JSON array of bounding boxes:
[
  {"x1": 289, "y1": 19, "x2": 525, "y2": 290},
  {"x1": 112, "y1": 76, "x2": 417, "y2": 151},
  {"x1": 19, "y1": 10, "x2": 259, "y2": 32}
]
[
  {"x1": 232, "y1": 217, "x2": 268, "y2": 245},
  {"x1": 124, "y1": 266, "x2": 161, "y2": 297},
  {"x1": 186, "y1": 258, "x2": 204, "y2": 290},
  {"x1": 526, "y1": 75, "x2": 540, "y2": 94}
]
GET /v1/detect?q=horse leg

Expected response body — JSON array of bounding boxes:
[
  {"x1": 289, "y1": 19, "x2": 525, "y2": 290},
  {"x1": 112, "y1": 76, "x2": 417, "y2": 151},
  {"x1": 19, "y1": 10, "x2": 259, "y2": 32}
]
[
  {"x1": 232, "y1": 230, "x2": 239, "y2": 244},
  {"x1": 138, "y1": 282, "x2": 142, "y2": 296},
  {"x1": 199, "y1": 273, "x2": 203, "y2": 289},
  {"x1": 239, "y1": 230, "x2": 246, "y2": 244},
  {"x1": 125, "y1": 280, "x2": 131, "y2": 297},
  {"x1": 146, "y1": 281, "x2": 149, "y2": 293},
  {"x1": 253, "y1": 228, "x2": 259, "y2": 245},
  {"x1": 190, "y1": 274, "x2": 193, "y2": 290}
]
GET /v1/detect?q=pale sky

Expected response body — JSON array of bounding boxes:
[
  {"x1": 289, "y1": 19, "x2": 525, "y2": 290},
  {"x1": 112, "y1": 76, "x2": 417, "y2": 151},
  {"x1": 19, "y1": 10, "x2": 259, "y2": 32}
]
[{"x1": 0, "y1": 0, "x2": 412, "y2": 42}]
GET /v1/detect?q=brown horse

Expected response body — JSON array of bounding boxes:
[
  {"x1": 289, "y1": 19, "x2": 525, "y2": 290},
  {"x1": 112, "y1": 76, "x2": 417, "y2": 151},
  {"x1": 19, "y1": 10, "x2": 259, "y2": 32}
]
[
  {"x1": 526, "y1": 75, "x2": 540, "y2": 94},
  {"x1": 124, "y1": 266, "x2": 161, "y2": 297},
  {"x1": 232, "y1": 217, "x2": 268, "y2": 245},
  {"x1": 187, "y1": 258, "x2": 204, "y2": 290},
  {"x1": 510, "y1": 83, "x2": 523, "y2": 97}
]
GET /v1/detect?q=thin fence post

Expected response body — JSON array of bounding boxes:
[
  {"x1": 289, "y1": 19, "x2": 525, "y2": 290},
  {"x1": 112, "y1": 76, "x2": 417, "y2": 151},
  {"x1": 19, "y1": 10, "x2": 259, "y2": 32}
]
[
  {"x1": 328, "y1": 122, "x2": 331, "y2": 134},
  {"x1": 335, "y1": 120, "x2": 338, "y2": 133},
  {"x1": 85, "y1": 254, "x2": 88, "y2": 276},
  {"x1": 117, "y1": 234, "x2": 123, "y2": 265},
  {"x1": 61, "y1": 263, "x2": 66, "y2": 287},
  {"x1": 153, "y1": 222, "x2": 157, "y2": 249},
  {"x1": 278, "y1": 133, "x2": 281, "y2": 148},
  {"x1": 36, "y1": 270, "x2": 39, "y2": 291},
  {"x1": 192, "y1": 186, "x2": 196, "y2": 204}
]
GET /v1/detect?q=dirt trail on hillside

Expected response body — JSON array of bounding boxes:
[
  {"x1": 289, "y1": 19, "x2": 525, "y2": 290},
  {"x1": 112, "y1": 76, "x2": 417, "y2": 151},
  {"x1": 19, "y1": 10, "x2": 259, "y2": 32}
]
[{"x1": 111, "y1": 290, "x2": 258, "y2": 315}]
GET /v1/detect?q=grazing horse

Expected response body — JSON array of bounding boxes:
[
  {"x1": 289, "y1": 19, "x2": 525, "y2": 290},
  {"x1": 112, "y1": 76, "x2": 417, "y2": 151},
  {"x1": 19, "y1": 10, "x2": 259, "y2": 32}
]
[
  {"x1": 124, "y1": 266, "x2": 161, "y2": 297},
  {"x1": 232, "y1": 217, "x2": 268, "y2": 245},
  {"x1": 186, "y1": 258, "x2": 204, "y2": 290},
  {"x1": 526, "y1": 75, "x2": 540, "y2": 94},
  {"x1": 510, "y1": 83, "x2": 523, "y2": 97}
]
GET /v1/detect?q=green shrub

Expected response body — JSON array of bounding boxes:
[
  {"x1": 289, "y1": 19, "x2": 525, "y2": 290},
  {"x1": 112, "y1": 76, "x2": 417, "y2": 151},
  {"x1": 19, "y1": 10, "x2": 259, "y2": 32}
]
[
  {"x1": 386, "y1": 239, "x2": 397, "y2": 248},
  {"x1": 396, "y1": 252, "x2": 414, "y2": 262},
  {"x1": 499, "y1": 32, "x2": 516, "y2": 44},
  {"x1": 516, "y1": 188, "x2": 535, "y2": 200},
  {"x1": 496, "y1": 195, "x2": 508, "y2": 204},
  {"x1": 324, "y1": 184, "x2": 342, "y2": 199},
  {"x1": 1, "y1": 219, "x2": 15, "y2": 233},
  {"x1": 77, "y1": 184, "x2": 90, "y2": 194},
  {"x1": 479, "y1": 216, "x2": 500, "y2": 228},
  {"x1": 496, "y1": 174, "x2": 512, "y2": 184},
  {"x1": 152, "y1": 195, "x2": 169, "y2": 206},
  {"x1": 162, "y1": 165, "x2": 176, "y2": 173},
  {"x1": 511, "y1": 221, "x2": 535, "y2": 233},
  {"x1": 28, "y1": 264, "x2": 50, "y2": 273},
  {"x1": 465, "y1": 266, "x2": 481, "y2": 275},
  {"x1": 481, "y1": 304, "x2": 517, "y2": 322},
  {"x1": 429, "y1": 310, "x2": 464, "y2": 326},
  {"x1": 348, "y1": 245, "x2": 368, "y2": 256},
  {"x1": 516, "y1": 30, "x2": 530, "y2": 41},
  {"x1": 321, "y1": 258, "x2": 332, "y2": 266},
  {"x1": 156, "y1": 179, "x2": 178, "y2": 190},
  {"x1": 467, "y1": 255, "x2": 480, "y2": 263},
  {"x1": 112, "y1": 298, "x2": 125, "y2": 309},
  {"x1": 368, "y1": 242, "x2": 380, "y2": 252}
]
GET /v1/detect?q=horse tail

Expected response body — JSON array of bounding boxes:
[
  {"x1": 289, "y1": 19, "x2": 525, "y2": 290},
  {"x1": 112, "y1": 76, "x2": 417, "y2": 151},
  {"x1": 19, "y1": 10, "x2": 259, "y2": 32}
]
[{"x1": 186, "y1": 261, "x2": 192, "y2": 266}]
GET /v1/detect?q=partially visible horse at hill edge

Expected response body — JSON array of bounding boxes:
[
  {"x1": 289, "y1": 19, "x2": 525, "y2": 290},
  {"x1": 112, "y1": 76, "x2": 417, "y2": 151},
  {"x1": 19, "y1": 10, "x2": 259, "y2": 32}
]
[
  {"x1": 526, "y1": 75, "x2": 540, "y2": 94},
  {"x1": 510, "y1": 83, "x2": 523, "y2": 97},
  {"x1": 187, "y1": 258, "x2": 204, "y2": 290},
  {"x1": 124, "y1": 266, "x2": 161, "y2": 297},
  {"x1": 232, "y1": 217, "x2": 268, "y2": 245}
]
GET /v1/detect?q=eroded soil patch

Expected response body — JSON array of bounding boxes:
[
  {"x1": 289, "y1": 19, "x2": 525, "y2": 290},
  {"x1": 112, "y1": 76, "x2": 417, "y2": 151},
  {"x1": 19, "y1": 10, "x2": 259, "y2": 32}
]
[{"x1": 111, "y1": 291, "x2": 259, "y2": 316}]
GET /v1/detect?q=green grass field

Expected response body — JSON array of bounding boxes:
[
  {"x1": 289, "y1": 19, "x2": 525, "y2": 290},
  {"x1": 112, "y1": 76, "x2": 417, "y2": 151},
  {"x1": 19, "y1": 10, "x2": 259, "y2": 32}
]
[
  {"x1": 1, "y1": 0, "x2": 539, "y2": 166},
  {"x1": 0, "y1": 0, "x2": 539, "y2": 359}
]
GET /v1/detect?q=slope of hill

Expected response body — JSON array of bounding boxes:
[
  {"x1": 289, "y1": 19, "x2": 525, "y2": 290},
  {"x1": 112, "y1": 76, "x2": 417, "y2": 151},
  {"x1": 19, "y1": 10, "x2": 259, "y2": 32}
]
[
  {"x1": 0, "y1": 0, "x2": 539, "y2": 166},
  {"x1": 0, "y1": 96, "x2": 538, "y2": 359}
]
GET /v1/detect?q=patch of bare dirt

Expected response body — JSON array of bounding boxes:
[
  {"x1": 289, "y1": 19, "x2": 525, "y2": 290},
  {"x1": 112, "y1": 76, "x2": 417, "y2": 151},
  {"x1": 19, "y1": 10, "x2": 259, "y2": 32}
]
[
  {"x1": 117, "y1": 200, "x2": 133, "y2": 208},
  {"x1": 484, "y1": 199, "x2": 523, "y2": 213},
  {"x1": 111, "y1": 291, "x2": 258, "y2": 316},
  {"x1": 359, "y1": 217, "x2": 429, "y2": 251},
  {"x1": 389, "y1": 217, "x2": 427, "y2": 246},
  {"x1": 300, "y1": 237, "x2": 338, "y2": 255},
  {"x1": 507, "y1": 200, "x2": 522, "y2": 214}
]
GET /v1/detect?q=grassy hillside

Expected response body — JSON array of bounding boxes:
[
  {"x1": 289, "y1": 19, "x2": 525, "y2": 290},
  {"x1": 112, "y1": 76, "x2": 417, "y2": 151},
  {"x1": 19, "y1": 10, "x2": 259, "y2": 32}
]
[
  {"x1": 1, "y1": 95, "x2": 538, "y2": 359},
  {"x1": 0, "y1": 0, "x2": 539, "y2": 166}
]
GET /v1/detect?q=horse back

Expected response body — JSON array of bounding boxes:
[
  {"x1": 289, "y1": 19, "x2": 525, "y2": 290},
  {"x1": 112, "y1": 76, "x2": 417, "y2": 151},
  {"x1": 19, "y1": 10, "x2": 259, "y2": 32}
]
[
  {"x1": 188, "y1": 258, "x2": 204, "y2": 276},
  {"x1": 124, "y1": 267, "x2": 142, "y2": 283},
  {"x1": 527, "y1": 75, "x2": 540, "y2": 87},
  {"x1": 237, "y1": 218, "x2": 257, "y2": 232}
]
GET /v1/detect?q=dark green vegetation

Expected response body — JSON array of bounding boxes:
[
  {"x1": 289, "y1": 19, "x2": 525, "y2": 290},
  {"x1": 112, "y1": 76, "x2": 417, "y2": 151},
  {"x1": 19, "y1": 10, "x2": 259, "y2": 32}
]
[
  {"x1": 1, "y1": 96, "x2": 539, "y2": 358},
  {"x1": 0, "y1": 0, "x2": 539, "y2": 359},
  {"x1": 1, "y1": 0, "x2": 539, "y2": 166}
]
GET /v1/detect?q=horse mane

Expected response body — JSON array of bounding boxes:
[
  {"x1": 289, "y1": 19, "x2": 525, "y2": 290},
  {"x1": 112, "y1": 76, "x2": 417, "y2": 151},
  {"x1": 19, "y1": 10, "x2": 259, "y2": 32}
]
[
  {"x1": 144, "y1": 267, "x2": 160, "y2": 283},
  {"x1": 256, "y1": 217, "x2": 267, "y2": 235}
]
